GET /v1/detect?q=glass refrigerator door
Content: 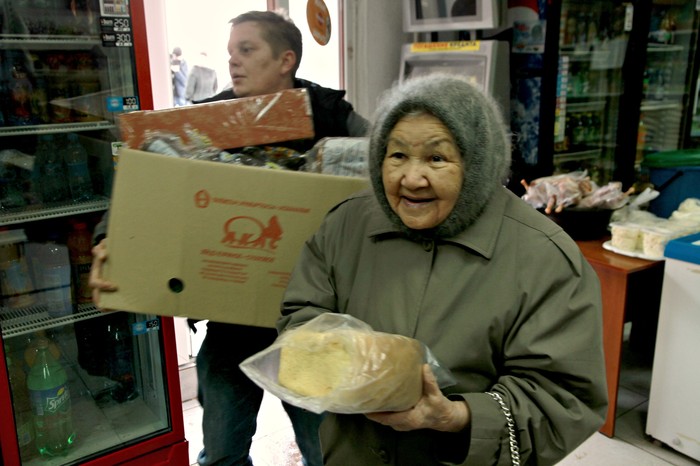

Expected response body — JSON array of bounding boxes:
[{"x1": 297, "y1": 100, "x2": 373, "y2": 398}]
[
  {"x1": 553, "y1": 1, "x2": 632, "y2": 184},
  {"x1": 637, "y1": 0, "x2": 699, "y2": 159},
  {"x1": 2, "y1": 311, "x2": 172, "y2": 465},
  {"x1": 1, "y1": 0, "x2": 139, "y2": 221}
]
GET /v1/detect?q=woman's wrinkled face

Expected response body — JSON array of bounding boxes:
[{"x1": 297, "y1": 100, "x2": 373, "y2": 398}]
[{"x1": 382, "y1": 113, "x2": 464, "y2": 230}]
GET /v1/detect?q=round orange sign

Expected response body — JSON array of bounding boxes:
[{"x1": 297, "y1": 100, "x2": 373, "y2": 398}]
[{"x1": 307, "y1": 0, "x2": 331, "y2": 46}]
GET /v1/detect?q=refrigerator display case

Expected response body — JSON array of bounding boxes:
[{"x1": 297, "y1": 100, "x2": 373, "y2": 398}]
[
  {"x1": 550, "y1": 2, "x2": 631, "y2": 184},
  {"x1": 0, "y1": 0, "x2": 188, "y2": 464},
  {"x1": 636, "y1": 1, "x2": 700, "y2": 160},
  {"x1": 509, "y1": 0, "x2": 700, "y2": 192}
]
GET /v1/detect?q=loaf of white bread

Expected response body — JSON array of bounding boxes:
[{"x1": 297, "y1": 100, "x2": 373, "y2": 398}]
[{"x1": 278, "y1": 327, "x2": 424, "y2": 413}]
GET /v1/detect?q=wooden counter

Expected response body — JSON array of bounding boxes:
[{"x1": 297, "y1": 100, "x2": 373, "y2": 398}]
[{"x1": 576, "y1": 238, "x2": 664, "y2": 437}]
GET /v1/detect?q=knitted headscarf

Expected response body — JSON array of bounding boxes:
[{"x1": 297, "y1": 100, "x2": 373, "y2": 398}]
[{"x1": 369, "y1": 74, "x2": 512, "y2": 239}]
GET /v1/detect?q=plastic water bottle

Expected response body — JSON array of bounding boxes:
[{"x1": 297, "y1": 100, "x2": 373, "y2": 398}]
[
  {"x1": 63, "y1": 133, "x2": 93, "y2": 202},
  {"x1": 0, "y1": 228, "x2": 36, "y2": 308},
  {"x1": 34, "y1": 134, "x2": 69, "y2": 204},
  {"x1": 66, "y1": 222, "x2": 93, "y2": 304},
  {"x1": 35, "y1": 238, "x2": 73, "y2": 317},
  {"x1": 27, "y1": 337, "x2": 76, "y2": 457}
]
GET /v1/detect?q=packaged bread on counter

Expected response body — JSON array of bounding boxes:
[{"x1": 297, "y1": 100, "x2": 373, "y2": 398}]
[{"x1": 239, "y1": 313, "x2": 454, "y2": 414}]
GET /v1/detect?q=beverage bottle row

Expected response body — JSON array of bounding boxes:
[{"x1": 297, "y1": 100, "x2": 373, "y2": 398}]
[
  {"x1": 561, "y1": 4, "x2": 628, "y2": 51},
  {"x1": 4, "y1": 0, "x2": 99, "y2": 36},
  {"x1": 4, "y1": 315, "x2": 141, "y2": 461},
  {"x1": 0, "y1": 223, "x2": 95, "y2": 312},
  {"x1": 555, "y1": 112, "x2": 603, "y2": 153},
  {"x1": 31, "y1": 133, "x2": 94, "y2": 206},
  {"x1": 6, "y1": 330, "x2": 76, "y2": 459},
  {"x1": 1, "y1": 52, "x2": 103, "y2": 127},
  {"x1": 28, "y1": 336, "x2": 76, "y2": 456}
]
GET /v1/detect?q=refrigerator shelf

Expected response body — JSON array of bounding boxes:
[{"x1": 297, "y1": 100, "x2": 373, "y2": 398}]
[
  {"x1": 0, "y1": 35, "x2": 103, "y2": 48},
  {"x1": 0, "y1": 303, "x2": 102, "y2": 338},
  {"x1": 554, "y1": 149, "x2": 602, "y2": 163},
  {"x1": 0, "y1": 121, "x2": 116, "y2": 137},
  {"x1": 565, "y1": 100, "x2": 607, "y2": 112},
  {"x1": 646, "y1": 44, "x2": 685, "y2": 53},
  {"x1": 0, "y1": 197, "x2": 110, "y2": 226},
  {"x1": 641, "y1": 101, "x2": 684, "y2": 111}
]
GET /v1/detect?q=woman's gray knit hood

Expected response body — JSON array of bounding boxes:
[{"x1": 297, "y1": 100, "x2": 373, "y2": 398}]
[{"x1": 369, "y1": 73, "x2": 511, "y2": 239}]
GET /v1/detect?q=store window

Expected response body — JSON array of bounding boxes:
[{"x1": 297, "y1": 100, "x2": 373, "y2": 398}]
[
  {"x1": 287, "y1": 0, "x2": 341, "y2": 89},
  {"x1": 164, "y1": 0, "x2": 340, "y2": 95}
]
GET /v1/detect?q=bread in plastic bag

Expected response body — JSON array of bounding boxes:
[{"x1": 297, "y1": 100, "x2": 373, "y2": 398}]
[{"x1": 239, "y1": 313, "x2": 455, "y2": 414}]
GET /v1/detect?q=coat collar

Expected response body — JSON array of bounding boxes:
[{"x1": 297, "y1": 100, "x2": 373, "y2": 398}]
[{"x1": 366, "y1": 187, "x2": 509, "y2": 260}]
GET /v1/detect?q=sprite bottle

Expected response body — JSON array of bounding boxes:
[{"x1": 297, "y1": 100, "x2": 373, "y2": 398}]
[{"x1": 27, "y1": 337, "x2": 76, "y2": 456}]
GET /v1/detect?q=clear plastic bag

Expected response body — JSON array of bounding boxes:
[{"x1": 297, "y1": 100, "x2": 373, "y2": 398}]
[{"x1": 239, "y1": 313, "x2": 455, "y2": 414}]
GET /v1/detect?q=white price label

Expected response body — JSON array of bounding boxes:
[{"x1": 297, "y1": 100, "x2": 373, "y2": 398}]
[{"x1": 624, "y1": 4, "x2": 634, "y2": 32}]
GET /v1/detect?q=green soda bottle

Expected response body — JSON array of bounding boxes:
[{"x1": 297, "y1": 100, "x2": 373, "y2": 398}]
[{"x1": 27, "y1": 337, "x2": 76, "y2": 456}]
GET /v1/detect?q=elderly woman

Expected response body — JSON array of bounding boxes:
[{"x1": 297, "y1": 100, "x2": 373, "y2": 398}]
[{"x1": 277, "y1": 74, "x2": 608, "y2": 465}]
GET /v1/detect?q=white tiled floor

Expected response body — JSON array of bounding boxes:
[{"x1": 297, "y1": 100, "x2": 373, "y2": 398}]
[{"x1": 181, "y1": 330, "x2": 700, "y2": 466}]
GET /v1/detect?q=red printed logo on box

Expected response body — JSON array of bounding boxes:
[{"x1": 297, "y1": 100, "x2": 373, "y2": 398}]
[
  {"x1": 195, "y1": 189, "x2": 211, "y2": 208},
  {"x1": 221, "y1": 216, "x2": 282, "y2": 253}
]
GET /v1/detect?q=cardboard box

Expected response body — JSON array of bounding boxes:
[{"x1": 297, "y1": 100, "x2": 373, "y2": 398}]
[
  {"x1": 118, "y1": 88, "x2": 314, "y2": 150},
  {"x1": 100, "y1": 148, "x2": 368, "y2": 328}
]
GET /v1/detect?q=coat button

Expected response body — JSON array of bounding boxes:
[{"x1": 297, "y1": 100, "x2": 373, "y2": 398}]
[
  {"x1": 423, "y1": 241, "x2": 433, "y2": 252},
  {"x1": 378, "y1": 449, "x2": 390, "y2": 463},
  {"x1": 371, "y1": 447, "x2": 391, "y2": 463}
]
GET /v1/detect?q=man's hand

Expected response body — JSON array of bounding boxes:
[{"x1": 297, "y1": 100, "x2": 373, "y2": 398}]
[
  {"x1": 365, "y1": 364, "x2": 470, "y2": 433},
  {"x1": 88, "y1": 238, "x2": 118, "y2": 311}
]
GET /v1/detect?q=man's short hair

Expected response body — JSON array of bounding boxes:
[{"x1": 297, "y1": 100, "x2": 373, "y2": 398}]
[{"x1": 230, "y1": 10, "x2": 303, "y2": 77}]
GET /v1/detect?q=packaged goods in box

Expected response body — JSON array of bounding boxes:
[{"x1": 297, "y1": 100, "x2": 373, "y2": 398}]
[
  {"x1": 643, "y1": 149, "x2": 700, "y2": 218},
  {"x1": 118, "y1": 88, "x2": 314, "y2": 150},
  {"x1": 100, "y1": 149, "x2": 368, "y2": 328}
]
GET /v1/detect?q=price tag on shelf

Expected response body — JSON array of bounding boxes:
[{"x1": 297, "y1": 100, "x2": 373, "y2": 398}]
[
  {"x1": 132, "y1": 319, "x2": 160, "y2": 335},
  {"x1": 624, "y1": 4, "x2": 634, "y2": 32},
  {"x1": 100, "y1": 0, "x2": 130, "y2": 17},
  {"x1": 102, "y1": 32, "x2": 133, "y2": 47},
  {"x1": 122, "y1": 96, "x2": 139, "y2": 111},
  {"x1": 106, "y1": 96, "x2": 140, "y2": 112},
  {"x1": 100, "y1": 17, "x2": 131, "y2": 33}
]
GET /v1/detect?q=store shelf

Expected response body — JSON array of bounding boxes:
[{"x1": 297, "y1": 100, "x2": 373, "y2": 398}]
[
  {"x1": 566, "y1": 100, "x2": 608, "y2": 112},
  {"x1": 0, "y1": 35, "x2": 102, "y2": 48},
  {"x1": 0, "y1": 121, "x2": 116, "y2": 137},
  {"x1": 0, "y1": 197, "x2": 110, "y2": 226},
  {"x1": 554, "y1": 149, "x2": 602, "y2": 163},
  {"x1": 0, "y1": 303, "x2": 103, "y2": 339}
]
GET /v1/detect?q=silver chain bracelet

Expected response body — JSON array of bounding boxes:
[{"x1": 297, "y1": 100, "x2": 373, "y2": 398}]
[{"x1": 486, "y1": 391, "x2": 521, "y2": 466}]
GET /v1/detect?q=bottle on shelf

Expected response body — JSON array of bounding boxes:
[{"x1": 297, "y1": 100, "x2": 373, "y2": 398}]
[
  {"x1": 106, "y1": 313, "x2": 137, "y2": 403},
  {"x1": 572, "y1": 113, "x2": 586, "y2": 150},
  {"x1": 0, "y1": 228, "x2": 36, "y2": 309},
  {"x1": 7, "y1": 63, "x2": 36, "y2": 127},
  {"x1": 6, "y1": 348, "x2": 35, "y2": 459},
  {"x1": 32, "y1": 235, "x2": 73, "y2": 317},
  {"x1": 66, "y1": 222, "x2": 93, "y2": 305},
  {"x1": 62, "y1": 134, "x2": 94, "y2": 202},
  {"x1": 27, "y1": 336, "x2": 76, "y2": 457},
  {"x1": 636, "y1": 118, "x2": 648, "y2": 163},
  {"x1": 33, "y1": 134, "x2": 70, "y2": 204},
  {"x1": 24, "y1": 330, "x2": 61, "y2": 368},
  {"x1": 0, "y1": 150, "x2": 28, "y2": 210}
]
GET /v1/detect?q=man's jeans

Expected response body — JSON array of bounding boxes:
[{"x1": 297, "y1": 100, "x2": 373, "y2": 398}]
[{"x1": 195, "y1": 327, "x2": 323, "y2": 466}]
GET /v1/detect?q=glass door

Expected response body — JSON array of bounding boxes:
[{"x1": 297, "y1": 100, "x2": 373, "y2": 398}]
[
  {"x1": 552, "y1": 0, "x2": 632, "y2": 184},
  {"x1": 636, "y1": 0, "x2": 699, "y2": 159},
  {"x1": 3, "y1": 307, "x2": 171, "y2": 465},
  {"x1": 1, "y1": 0, "x2": 140, "y2": 220},
  {"x1": 1, "y1": 2, "x2": 180, "y2": 464}
]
